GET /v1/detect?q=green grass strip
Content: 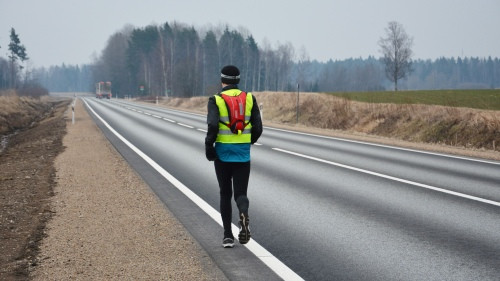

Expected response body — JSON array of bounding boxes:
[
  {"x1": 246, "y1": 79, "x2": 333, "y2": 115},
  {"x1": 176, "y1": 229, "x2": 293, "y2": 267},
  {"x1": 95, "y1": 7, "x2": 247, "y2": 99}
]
[{"x1": 326, "y1": 89, "x2": 500, "y2": 110}]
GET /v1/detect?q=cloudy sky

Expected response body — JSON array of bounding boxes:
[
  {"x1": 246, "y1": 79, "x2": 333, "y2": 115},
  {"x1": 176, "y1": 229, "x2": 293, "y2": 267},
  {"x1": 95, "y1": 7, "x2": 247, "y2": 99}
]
[{"x1": 1, "y1": 0, "x2": 499, "y2": 68}]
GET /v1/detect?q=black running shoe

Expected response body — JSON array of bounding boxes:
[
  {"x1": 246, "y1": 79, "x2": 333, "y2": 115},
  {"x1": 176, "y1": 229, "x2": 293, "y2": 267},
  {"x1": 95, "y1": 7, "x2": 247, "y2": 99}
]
[
  {"x1": 238, "y1": 213, "x2": 251, "y2": 244},
  {"x1": 222, "y1": 237, "x2": 234, "y2": 248}
]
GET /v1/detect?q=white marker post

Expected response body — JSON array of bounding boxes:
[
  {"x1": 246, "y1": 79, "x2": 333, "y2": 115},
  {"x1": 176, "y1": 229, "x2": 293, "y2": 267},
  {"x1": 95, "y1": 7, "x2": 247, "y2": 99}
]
[
  {"x1": 259, "y1": 102, "x2": 263, "y2": 122},
  {"x1": 72, "y1": 99, "x2": 76, "y2": 124}
]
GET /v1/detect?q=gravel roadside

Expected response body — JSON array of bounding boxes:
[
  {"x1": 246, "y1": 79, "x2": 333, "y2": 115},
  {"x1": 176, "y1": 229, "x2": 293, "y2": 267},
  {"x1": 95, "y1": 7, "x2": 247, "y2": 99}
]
[{"x1": 30, "y1": 99, "x2": 227, "y2": 280}]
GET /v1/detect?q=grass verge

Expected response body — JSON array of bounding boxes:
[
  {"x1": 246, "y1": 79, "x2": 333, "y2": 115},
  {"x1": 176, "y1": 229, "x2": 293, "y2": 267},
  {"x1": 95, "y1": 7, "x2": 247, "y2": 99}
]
[{"x1": 155, "y1": 90, "x2": 499, "y2": 153}]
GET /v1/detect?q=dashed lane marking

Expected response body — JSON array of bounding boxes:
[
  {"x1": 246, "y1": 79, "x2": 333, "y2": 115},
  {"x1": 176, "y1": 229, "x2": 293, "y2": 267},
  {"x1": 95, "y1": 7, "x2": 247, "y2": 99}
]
[{"x1": 273, "y1": 147, "x2": 500, "y2": 207}]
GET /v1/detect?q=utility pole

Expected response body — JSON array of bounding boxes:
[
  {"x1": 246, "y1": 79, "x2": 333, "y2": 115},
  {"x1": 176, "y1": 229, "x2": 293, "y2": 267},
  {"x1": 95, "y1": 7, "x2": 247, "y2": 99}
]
[{"x1": 296, "y1": 83, "x2": 300, "y2": 123}]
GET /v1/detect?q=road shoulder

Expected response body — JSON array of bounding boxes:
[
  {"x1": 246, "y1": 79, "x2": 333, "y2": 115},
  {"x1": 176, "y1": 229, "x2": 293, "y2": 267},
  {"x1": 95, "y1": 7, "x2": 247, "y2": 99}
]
[{"x1": 31, "y1": 99, "x2": 226, "y2": 280}]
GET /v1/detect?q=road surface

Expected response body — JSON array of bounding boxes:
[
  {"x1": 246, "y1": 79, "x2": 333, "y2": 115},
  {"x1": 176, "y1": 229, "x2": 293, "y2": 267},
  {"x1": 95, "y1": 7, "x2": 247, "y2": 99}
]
[{"x1": 83, "y1": 98, "x2": 500, "y2": 281}]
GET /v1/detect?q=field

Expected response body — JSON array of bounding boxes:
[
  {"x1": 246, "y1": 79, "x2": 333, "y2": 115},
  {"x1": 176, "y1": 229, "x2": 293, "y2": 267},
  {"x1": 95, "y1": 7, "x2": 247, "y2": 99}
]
[{"x1": 156, "y1": 89, "x2": 500, "y2": 153}]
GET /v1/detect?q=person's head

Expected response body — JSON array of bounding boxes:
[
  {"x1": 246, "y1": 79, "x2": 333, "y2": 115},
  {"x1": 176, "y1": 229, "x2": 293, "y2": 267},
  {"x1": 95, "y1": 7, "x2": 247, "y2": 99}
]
[{"x1": 221, "y1": 65, "x2": 240, "y2": 85}]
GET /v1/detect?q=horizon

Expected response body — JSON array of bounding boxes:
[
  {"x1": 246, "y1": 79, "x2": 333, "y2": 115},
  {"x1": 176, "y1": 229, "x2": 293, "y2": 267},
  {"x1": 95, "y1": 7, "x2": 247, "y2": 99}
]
[{"x1": 1, "y1": 0, "x2": 499, "y2": 68}]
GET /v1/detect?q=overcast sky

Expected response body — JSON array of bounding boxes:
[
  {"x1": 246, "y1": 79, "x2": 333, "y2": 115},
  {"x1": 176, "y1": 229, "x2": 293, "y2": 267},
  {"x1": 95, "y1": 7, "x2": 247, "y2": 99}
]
[{"x1": 1, "y1": 0, "x2": 499, "y2": 68}]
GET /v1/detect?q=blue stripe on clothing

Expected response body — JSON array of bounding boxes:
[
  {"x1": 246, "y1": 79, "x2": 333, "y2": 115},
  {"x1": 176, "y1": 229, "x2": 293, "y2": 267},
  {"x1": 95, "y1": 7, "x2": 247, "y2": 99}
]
[{"x1": 215, "y1": 143, "x2": 251, "y2": 162}]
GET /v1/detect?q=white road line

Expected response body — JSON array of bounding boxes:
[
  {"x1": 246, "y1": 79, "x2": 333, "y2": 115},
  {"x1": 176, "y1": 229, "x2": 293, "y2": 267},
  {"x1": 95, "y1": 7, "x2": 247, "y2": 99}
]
[
  {"x1": 163, "y1": 118, "x2": 175, "y2": 123},
  {"x1": 124, "y1": 107, "x2": 497, "y2": 165},
  {"x1": 144, "y1": 112, "x2": 151, "y2": 116},
  {"x1": 83, "y1": 100, "x2": 304, "y2": 281},
  {"x1": 197, "y1": 129, "x2": 207, "y2": 132},
  {"x1": 177, "y1": 123, "x2": 194, "y2": 129},
  {"x1": 152, "y1": 115, "x2": 162, "y2": 119},
  {"x1": 273, "y1": 148, "x2": 500, "y2": 207},
  {"x1": 266, "y1": 127, "x2": 500, "y2": 166}
]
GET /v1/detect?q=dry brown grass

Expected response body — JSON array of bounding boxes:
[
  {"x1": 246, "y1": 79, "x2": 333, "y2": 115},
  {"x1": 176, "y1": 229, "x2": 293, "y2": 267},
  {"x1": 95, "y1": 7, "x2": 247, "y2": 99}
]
[
  {"x1": 153, "y1": 92, "x2": 500, "y2": 153},
  {"x1": 0, "y1": 93, "x2": 53, "y2": 134},
  {"x1": 257, "y1": 92, "x2": 499, "y2": 151}
]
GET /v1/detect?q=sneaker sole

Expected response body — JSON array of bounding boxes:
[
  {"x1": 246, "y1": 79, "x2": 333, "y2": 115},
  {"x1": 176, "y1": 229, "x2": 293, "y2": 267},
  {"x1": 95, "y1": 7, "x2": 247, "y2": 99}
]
[
  {"x1": 239, "y1": 216, "x2": 251, "y2": 244},
  {"x1": 239, "y1": 233, "x2": 250, "y2": 244}
]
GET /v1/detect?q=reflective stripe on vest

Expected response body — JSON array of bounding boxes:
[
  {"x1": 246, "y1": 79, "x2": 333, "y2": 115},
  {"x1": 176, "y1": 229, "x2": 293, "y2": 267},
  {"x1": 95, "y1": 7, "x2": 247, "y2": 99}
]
[{"x1": 215, "y1": 89, "x2": 253, "y2": 143}]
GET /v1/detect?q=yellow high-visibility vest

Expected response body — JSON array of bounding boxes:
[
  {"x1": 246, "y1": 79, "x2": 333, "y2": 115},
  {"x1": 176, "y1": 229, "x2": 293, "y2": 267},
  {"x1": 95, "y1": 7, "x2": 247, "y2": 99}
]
[{"x1": 215, "y1": 89, "x2": 253, "y2": 143}]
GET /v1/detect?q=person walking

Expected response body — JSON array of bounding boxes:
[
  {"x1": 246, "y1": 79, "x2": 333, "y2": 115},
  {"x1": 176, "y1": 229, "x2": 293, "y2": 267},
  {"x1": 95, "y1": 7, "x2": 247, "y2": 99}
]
[{"x1": 205, "y1": 65, "x2": 263, "y2": 248}]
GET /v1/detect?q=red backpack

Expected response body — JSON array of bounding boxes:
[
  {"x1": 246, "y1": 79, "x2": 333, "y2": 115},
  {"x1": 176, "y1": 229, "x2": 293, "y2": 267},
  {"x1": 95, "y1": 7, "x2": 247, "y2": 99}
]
[{"x1": 220, "y1": 91, "x2": 249, "y2": 134}]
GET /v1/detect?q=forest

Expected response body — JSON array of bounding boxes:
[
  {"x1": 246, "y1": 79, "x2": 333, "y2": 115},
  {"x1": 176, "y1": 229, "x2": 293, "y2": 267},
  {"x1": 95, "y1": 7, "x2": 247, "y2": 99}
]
[{"x1": 19, "y1": 22, "x2": 500, "y2": 95}]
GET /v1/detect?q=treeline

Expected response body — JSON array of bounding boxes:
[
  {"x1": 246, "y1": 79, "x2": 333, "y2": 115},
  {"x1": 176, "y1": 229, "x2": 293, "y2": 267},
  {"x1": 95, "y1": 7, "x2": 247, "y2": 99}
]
[
  {"x1": 34, "y1": 64, "x2": 92, "y2": 92},
  {"x1": 405, "y1": 57, "x2": 500, "y2": 90},
  {"x1": 0, "y1": 57, "x2": 11, "y2": 89},
  {"x1": 293, "y1": 56, "x2": 500, "y2": 92},
  {"x1": 33, "y1": 21, "x2": 500, "y2": 95},
  {"x1": 33, "y1": 55, "x2": 500, "y2": 94},
  {"x1": 89, "y1": 22, "x2": 295, "y2": 98}
]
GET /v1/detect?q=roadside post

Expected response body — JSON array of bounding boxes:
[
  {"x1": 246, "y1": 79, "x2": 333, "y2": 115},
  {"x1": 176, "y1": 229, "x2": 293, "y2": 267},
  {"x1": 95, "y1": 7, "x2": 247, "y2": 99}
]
[
  {"x1": 259, "y1": 103, "x2": 264, "y2": 122},
  {"x1": 72, "y1": 99, "x2": 75, "y2": 124},
  {"x1": 296, "y1": 83, "x2": 300, "y2": 123}
]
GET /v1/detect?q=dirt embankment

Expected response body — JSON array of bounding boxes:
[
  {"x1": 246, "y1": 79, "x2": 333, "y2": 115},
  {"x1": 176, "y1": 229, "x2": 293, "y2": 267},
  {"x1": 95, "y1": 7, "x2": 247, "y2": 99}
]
[
  {"x1": 0, "y1": 97, "x2": 70, "y2": 279},
  {"x1": 0, "y1": 95, "x2": 56, "y2": 136}
]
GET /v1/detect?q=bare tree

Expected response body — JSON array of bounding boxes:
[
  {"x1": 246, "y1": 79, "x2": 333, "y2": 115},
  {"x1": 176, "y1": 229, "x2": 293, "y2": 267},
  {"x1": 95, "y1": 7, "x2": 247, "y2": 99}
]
[
  {"x1": 276, "y1": 42, "x2": 294, "y2": 90},
  {"x1": 296, "y1": 46, "x2": 310, "y2": 90},
  {"x1": 378, "y1": 21, "x2": 413, "y2": 91}
]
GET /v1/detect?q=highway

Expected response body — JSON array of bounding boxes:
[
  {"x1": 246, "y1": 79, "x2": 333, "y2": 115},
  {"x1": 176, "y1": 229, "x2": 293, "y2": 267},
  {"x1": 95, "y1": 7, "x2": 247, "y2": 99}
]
[{"x1": 83, "y1": 97, "x2": 500, "y2": 281}]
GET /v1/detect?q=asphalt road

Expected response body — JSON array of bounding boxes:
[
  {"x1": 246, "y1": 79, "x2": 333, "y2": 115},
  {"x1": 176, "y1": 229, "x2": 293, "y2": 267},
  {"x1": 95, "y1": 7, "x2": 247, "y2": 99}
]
[{"x1": 83, "y1": 98, "x2": 500, "y2": 281}]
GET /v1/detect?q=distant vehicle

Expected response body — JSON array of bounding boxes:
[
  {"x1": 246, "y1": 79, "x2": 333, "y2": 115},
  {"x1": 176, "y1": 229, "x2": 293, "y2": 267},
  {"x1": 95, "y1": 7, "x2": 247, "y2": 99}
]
[{"x1": 95, "y1": 82, "x2": 112, "y2": 99}]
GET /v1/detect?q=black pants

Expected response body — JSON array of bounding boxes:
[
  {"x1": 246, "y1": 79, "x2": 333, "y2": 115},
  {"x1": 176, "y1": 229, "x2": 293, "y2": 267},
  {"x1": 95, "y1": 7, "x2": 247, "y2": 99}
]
[{"x1": 214, "y1": 159, "x2": 250, "y2": 238}]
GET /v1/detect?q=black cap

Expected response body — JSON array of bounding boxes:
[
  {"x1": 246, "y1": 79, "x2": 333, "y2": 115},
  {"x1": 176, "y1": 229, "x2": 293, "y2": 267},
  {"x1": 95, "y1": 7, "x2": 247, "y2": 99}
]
[{"x1": 221, "y1": 65, "x2": 240, "y2": 84}]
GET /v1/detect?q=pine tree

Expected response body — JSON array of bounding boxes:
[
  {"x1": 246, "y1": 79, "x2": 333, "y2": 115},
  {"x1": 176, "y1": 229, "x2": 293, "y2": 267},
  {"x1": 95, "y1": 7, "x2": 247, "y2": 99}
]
[{"x1": 8, "y1": 28, "x2": 28, "y2": 88}]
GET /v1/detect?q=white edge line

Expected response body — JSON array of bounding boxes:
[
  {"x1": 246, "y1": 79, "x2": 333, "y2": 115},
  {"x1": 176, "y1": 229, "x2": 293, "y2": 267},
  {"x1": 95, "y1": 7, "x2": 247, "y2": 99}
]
[
  {"x1": 197, "y1": 129, "x2": 207, "y2": 132},
  {"x1": 266, "y1": 127, "x2": 500, "y2": 166},
  {"x1": 83, "y1": 99, "x2": 304, "y2": 281},
  {"x1": 177, "y1": 123, "x2": 194, "y2": 129},
  {"x1": 273, "y1": 147, "x2": 500, "y2": 207}
]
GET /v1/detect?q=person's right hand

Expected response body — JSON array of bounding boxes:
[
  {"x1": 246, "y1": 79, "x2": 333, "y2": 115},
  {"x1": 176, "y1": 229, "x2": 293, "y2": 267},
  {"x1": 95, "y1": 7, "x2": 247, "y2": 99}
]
[{"x1": 205, "y1": 144, "x2": 217, "y2": 161}]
